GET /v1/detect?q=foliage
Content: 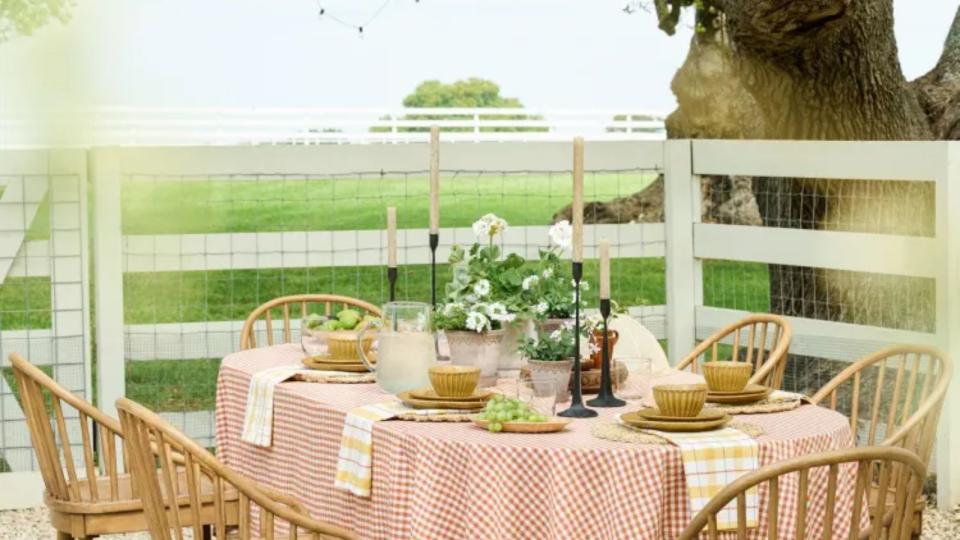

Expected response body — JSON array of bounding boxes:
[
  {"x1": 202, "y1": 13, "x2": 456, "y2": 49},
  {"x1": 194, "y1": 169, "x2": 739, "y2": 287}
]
[
  {"x1": 0, "y1": 0, "x2": 72, "y2": 42},
  {"x1": 519, "y1": 324, "x2": 577, "y2": 362},
  {"x1": 519, "y1": 220, "x2": 587, "y2": 319},
  {"x1": 434, "y1": 214, "x2": 529, "y2": 332},
  {"x1": 584, "y1": 300, "x2": 629, "y2": 332},
  {"x1": 371, "y1": 77, "x2": 546, "y2": 133}
]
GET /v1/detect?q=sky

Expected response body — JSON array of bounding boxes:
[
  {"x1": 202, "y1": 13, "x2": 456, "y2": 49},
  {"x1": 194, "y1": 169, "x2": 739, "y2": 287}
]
[{"x1": 0, "y1": 0, "x2": 957, "y2": 114}]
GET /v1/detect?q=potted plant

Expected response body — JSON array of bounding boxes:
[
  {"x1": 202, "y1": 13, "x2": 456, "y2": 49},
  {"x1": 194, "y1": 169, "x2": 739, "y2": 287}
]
[
  {"x1": 520, "y1": 220, "x2": 588, "y2": 332},
  {"x1": 518, "y1": 324, "x2": 577, "y2": 401},
  {"x1": 584, "y1": 300, "x2": 628, "y2": 370},
  {"x1": 435, "y1": 214, "x2": 529, "y2": 386}
]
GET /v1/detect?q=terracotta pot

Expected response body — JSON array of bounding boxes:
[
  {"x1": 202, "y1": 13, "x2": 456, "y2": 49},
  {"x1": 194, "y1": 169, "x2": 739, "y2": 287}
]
[
  {"x1": 578, "y1": 361, "x2": 630, "y2": 394},
  {"x1": 538, "y1": 318, "x2": 572, "y2": 333},
  {"x1": 588, "y1": 329, "x2": 620, "y2": 370},
  {"x1": 526, "y1": 358, "x2": 574, "y2": 401},
  {"x1": 445, "y1": 329, "x2": 504, "y2": 388}
]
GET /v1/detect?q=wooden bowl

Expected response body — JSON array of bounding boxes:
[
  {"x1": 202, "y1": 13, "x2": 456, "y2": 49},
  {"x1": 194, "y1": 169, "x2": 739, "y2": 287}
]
[
  {"x1": 703, "y1": 361, "x2": 753, "y2": 392},
  {"x1": 326, "y1": 332, "x2": 375, "y2": 361},
  {"x1": 653, "y1": 384, "x2": 707, "y2": 418},
  {"x1": 429, "y1": 365, "x2": 481, "y2": 397}
]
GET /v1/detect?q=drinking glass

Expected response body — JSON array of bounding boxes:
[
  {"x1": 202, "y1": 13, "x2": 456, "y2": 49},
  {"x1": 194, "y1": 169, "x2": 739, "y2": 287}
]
[
  {"x1": 618, "y1": 356, "x2": 653, "y2": 398},
  {"x1": 300, "y1": 320, "x2": 329, "y2": 358},
  {"x1": 517, "y1": 374, "x2": 558, "y2": 417}
]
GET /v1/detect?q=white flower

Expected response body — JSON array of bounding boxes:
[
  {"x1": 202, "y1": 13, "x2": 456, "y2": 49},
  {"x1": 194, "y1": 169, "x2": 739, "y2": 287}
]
[
  {"x1": 465, "y1": 311, "x2": 490, "y2": 333},
  {"x1": 522, "y1": 275, "x2": 539, "y2": 291},
  {"x1": 535, "y1": 301, "x2": 549, "y2": 314},
  {"x1": 442, "y1": 302, "x2": 463, "y2": 317},
  {"x1": 472, "y1": 219, "x2": 490, "y2": 238},
  {"x1": 472, "y1": 213, "x2": 508, "y2": 239},
  {"x1": 485, "y1": 302, "x2": 515, "y2": 323},
  {"x1": 542, "y1": 267, "x2": 554, "y2": 279},
  {"x1": 581, "y1": 280, "x2": 590, "y2": 291},
  {"x1": 549, "y1": 329, "x2": 563, "y2": 341},
  {"x1": 548, "y1": 220, "x2": 572, "y2": 250},
  {"x1": 473, "y1": 279, "x2": 491, "y2": 297},
  {"x1": 586, "y1": 341, "x2": 601, "y2": 355}
]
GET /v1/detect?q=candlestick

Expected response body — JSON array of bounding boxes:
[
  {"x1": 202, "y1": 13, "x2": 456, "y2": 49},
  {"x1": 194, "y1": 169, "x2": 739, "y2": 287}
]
[
  {"x1": 429, "y1": 125, "x2": 440, "y2": 234},
  {"x1": 572, "y1": 137, "x2": 584, "y2": 263},
  {"x1": 559, "y1": 262, "x2": 597, "y2": 418},
  {"x1": 599, "y1": 239, "x2": 610, "y2": 299},
  {"x1": 587, "y1": 298, "x2": 626, "y2": 407}
]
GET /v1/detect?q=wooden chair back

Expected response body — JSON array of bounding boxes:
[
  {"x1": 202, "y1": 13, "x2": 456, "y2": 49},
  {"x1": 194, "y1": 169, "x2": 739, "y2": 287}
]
[
  {"x1": 678, "y1": 446, "x2": 926, "y2": 540},
  {"x1": 240, "y1": 294, "x2": 381, "y2": 350},
  {"x1": 117, "y1": 397, "x2": 356, "y2": 540},
  {"x1": 811, "y1": 345, "x2": 951, "y2": 465},
  {"x1": 676, "y1": 314, "x2": 792, "y2": 389},
  {"x1": 9, "y1": 352, "x2": 127, "y2": 506}
]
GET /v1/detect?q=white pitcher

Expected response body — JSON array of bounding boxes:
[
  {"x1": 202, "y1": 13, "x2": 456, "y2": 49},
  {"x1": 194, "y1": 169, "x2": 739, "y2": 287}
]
[{"x1": 357, "y1": 301, "x2": 437, "y2": 394}]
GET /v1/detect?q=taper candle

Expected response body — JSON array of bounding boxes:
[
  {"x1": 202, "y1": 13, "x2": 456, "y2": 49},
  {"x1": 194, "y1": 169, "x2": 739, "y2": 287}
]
[
  {"x1": 387, "y1": 206, "x2": 397, "y2": 268},
  {"x1": 599, "y1": 239, "x2": 610, "y2": 299},
  {"x1": 572, "y1": 137, "x2": 584, "y2": 262},
  {"x1": 429, "y1": 126, "x2": 440, "y2": 233}
]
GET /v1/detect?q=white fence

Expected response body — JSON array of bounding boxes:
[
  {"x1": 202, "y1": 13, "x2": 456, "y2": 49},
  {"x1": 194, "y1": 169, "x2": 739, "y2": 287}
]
[{"x1": 0, "y1": 139, "x2": 958, "y2": 511}]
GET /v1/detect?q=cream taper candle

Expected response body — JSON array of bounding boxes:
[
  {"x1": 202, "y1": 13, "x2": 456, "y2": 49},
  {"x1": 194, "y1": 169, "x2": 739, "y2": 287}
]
[
  {"x1": 387, "y1": 206, "x2": 397, "y2": 268},
  {"x1": 429, "y1": 126, "x2": 440, "y2": 234},
  {"x1": 572, "y1": 136, "x2": 584, "y2": 262},
  {"x1": 599, "y1": 239, "x2": 610, "y2": 299}
]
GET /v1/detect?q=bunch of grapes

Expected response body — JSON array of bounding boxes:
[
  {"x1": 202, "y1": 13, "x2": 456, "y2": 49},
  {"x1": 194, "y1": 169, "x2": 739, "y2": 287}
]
[{"x1": 476, "y1": 394, "x2": 548, "y2": 432}]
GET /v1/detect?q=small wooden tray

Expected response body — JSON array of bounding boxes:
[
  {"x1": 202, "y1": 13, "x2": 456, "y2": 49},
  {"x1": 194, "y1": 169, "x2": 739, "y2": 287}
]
[
  {"x1": 630, "y1": 407, "x2": 727, "y2": 423},
  {"x1": 397, "y1": 391, "x2": 485, "y2": 410},
  {"x1": 302, "y1": 357, "x2": 371, "y2": 372},
  {"x1": 472, "y1": 417, "x2": 571, "y2": 433},
  {"x1": 408, "y1": 388, "x2": 495, "y2": 402},
  {"x1": 620, "y1": 413, "x2": 731, "y2": 432},
  {"x1": 707, "y1": 385, "x2": 771, "y2": 405}
]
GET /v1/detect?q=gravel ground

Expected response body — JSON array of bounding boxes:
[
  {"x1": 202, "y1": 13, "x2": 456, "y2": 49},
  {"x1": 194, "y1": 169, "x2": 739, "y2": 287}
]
[{"x1": 0, "y1": 504, "x2": 958, "y2": 539}]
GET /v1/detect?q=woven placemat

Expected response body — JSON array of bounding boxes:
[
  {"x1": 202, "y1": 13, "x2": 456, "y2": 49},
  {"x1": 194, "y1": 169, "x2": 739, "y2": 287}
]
[
  {"x1": 591, "y1": 420, "x2": 765, "y2": 445},
  {"x1": 706, "y1": 392, "x2": 809, "y2": 415},
  {"x1": 395, "y1": 412, "x2": 475, "y2": 422},
  {"x1": 292, "y1": 372, "x2": 375, "y2": 384}
]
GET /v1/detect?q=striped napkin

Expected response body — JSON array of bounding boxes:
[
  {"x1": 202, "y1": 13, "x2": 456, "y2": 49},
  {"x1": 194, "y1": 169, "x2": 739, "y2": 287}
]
[
  {"x1": 241, "y1": 365, "x2": 371, "y2": 447},
  {"x1": 334, "y1": 402, "x2": 474, "y2": 497},
  {"x1": 646, "y1": 427, "x2": 759, "y2": 531}
]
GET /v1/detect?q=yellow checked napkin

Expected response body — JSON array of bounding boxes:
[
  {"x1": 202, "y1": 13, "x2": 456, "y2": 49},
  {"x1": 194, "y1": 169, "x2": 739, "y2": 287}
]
[
  {"x1": 334, "y1": 402, "x2": 475, "y2": 497},
  {"x1": 241, "y1": 365, "x2": 370, "y2": 447}
]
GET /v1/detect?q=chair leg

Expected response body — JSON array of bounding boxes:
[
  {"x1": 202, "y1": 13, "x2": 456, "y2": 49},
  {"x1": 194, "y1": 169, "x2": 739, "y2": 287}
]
[
  {"x1": 55, "y1": 533, "x2": 71, "y2": 540},
  {"x1": 202, "y1": 524, "x2": 213, "y2": 540}
]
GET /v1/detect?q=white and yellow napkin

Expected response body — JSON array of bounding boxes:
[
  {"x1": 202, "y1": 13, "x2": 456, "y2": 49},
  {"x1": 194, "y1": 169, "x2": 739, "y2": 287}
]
[
  {"x1": 334, "y1": 402, "x2": 473, "y2": 497},
  {"x1": 241, "y1": 365, "x2": 371, "y2": 447},
  {"x1": 647, "y1": 427, "x2": 759, "y2": 531}
]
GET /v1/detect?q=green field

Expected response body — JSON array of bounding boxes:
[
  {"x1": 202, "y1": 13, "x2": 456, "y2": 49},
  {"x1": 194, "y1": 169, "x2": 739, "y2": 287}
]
[{"x1": 0, "y1": 173, "x2": 771, "y2": 411}]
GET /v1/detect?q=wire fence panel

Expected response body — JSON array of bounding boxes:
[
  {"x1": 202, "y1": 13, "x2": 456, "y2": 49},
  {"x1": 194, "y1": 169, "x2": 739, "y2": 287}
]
[{"x1": 0, "y1": 150, "x2": 90, "y2": 475}]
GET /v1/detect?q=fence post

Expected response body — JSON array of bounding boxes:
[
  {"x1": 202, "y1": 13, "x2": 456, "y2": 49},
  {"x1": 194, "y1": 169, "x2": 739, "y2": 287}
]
[
  {"x1": 663, "y1": 139, "x2": 698, "y2": 363},
  {"x1": 940, "y1": 141, "x2": 960, "y2": 508},
  {"x1": 89, "y1": 148, "x2": 126, "y2": 420}
]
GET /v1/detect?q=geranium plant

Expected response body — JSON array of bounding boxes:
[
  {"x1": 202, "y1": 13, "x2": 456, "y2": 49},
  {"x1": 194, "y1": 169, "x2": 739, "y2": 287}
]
[
  {"x1": 434, "y1": 214, "x2": 528, "y2": 332},
  {"x1": 518, "y1": 324, "x2": 577, "y2": 361},
  {"x1": 520, "y1": 220, "x2": 588, "y2": 320}
]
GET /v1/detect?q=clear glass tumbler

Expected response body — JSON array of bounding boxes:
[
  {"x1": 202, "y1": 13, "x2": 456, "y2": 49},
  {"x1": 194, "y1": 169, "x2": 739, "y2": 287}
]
[{"x1": 517, "y1": 373, "x2": 558, "y2": 417}]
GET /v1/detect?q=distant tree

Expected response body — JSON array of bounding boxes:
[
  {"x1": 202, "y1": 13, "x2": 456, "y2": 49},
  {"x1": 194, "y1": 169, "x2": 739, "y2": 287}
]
[
  {"x1": 372, "y1": 78, "x2": 546, "y2": 133},
  {"x1": 0, "y1": 0, "x2": 72, "y2": 42}
]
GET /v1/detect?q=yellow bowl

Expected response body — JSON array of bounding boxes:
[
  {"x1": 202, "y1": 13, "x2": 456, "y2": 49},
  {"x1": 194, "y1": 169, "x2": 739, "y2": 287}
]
[
  {"x1": 703, "y1": 361, "x2": 753, "y2": 392},
  {"x1": 653, "y1": 384, "x2": 707, "y2": 418},
  {"x1": 429, "y1": 365, "x2": 481, "y2": 397},
  {"x1": 325, "y1": 332, "x2": 375, "y2": 361}
]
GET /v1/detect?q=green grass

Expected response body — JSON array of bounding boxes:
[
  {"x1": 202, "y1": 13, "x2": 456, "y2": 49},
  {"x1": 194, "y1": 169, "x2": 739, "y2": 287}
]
[{"x1": 125, "y1": 359, "x2": 221, "y2": 411}]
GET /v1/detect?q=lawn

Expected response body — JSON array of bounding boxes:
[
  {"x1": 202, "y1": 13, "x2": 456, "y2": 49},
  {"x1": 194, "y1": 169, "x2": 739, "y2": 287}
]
[{"x1": 1, "y1": 173, "x2": 772, "y2": 411}]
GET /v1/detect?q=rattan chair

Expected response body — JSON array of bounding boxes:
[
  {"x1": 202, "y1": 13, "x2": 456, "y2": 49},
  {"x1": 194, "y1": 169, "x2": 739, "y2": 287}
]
[
  {"x1": 117, "y1": 397, "x2": 356, "y2": 540},
  {"x1": 9, "y1": 353, "x2": 224, "y2": 540},
  {"x1": 239, "y1": 294, "x2": 381, "y2": 350},
  {"x1": 811, "y1": 345, "x2": 951, "y2": 535},
  {"x1": 678, "y1": 446, "x2": 926, "y2": 540},
  {"x1": 676, "y1": 314, "x2": 792, "y2": 390}
]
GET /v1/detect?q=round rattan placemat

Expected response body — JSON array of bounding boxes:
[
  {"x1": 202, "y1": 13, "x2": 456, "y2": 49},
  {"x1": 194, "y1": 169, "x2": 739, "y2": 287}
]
[
  {"x1": 705, "y1": 397, "x2": 805, "y2": 415},
  {"x1": 292, "y1": 372, "x2": 375, "y2": 384}
]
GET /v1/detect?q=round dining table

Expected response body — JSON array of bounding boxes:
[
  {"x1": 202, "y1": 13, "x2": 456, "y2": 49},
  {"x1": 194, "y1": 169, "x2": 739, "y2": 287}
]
[{"x1": 215, "y1": 344, "x2": 861, "y2": 540}]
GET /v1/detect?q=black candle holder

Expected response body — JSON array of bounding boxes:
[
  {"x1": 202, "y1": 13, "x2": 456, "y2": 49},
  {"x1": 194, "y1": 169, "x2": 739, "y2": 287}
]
[
  {"x1": 387, "y1": 266, "x2": 397, "y2": 302},
  {"x1": 587, "y1": 298, "x2": 626, "y2": 407},
  {"x1": 559, "y1": 262, "x2": 597, "y2": 418},
  {"x1": 429, "y1": 232, "x2": 439, "y2": 308}
]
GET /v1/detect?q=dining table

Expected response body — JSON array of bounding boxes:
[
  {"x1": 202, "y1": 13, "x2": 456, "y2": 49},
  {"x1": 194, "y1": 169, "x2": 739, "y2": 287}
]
[{"x1": 215, "y1": 343, "x2": 863, "y2": 540}]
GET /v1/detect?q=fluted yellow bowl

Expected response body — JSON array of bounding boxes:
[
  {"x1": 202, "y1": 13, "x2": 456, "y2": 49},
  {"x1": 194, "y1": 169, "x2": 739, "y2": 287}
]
[
  {"x1": 703, "y1": 361, "x2": 753, "y2": 392},
  {"x1": 653, "y1": 384, "x2": 707, "y2": 418},
  {"x1": 429, "y1": 365, "x2": 481, "y2": 397}
]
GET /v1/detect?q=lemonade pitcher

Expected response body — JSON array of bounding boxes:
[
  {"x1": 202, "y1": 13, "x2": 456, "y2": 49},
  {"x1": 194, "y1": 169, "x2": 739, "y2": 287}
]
[{"x1": 358, "y1": 301, "x2": 437, "y2": 394}]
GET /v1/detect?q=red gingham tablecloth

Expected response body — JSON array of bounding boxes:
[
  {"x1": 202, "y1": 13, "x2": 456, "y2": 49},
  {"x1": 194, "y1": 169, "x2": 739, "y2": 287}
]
[{"x1": 215, "y1": 344, "x2": 861, "y2": 540}]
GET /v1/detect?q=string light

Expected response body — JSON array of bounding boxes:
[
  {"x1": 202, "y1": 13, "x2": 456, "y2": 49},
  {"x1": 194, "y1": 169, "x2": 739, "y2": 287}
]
[{"x1": 316, "y1": 0, "x2": 412, "y2": 35}]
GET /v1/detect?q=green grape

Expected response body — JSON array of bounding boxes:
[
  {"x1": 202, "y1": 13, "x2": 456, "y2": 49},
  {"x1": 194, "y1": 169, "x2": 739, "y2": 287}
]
[
  {"x1": 488, "y1": 422, "x2": 503, "y2": 433},
  {"x1": 496, "y1": 411, "x2": 510, "y2": 422}
]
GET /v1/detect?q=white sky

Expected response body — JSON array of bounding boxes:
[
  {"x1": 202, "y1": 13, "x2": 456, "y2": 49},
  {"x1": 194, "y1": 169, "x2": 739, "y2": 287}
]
[{"x1": 1, "y1": 0, "x2": 957, "y2": 112}]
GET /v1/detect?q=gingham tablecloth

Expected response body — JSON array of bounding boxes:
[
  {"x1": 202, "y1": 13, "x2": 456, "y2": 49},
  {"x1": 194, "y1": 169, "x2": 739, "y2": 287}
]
[{"x1": 215, "y1": 344, "x2": 863, "y2": 540}]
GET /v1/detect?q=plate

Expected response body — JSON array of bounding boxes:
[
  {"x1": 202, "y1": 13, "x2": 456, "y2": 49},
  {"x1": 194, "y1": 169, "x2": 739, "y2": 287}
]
[
  {"x1": 620, "y1": 414, "x2": 732, "y2": 432},
  {"x1": 472, "y1": 417, "x2": 571, "y2": 433},
  {"x1": 304, "y1": 354, "x2": 370, "y2": 365},
  {"x1": 707, "y1": 383, "x2": 767, "y2": 396},
  {"x1": 397, "y1": 391, "x2": 486, "y2": 410},
  {"x1": 706, "y1": 386, "x2": 772, "y2": 405},
  {"x1": 408, "y1": 388, "x2": 495, "y2": 402},
  {"x1": 628, "y1": 408, "x2": 727, "y2": 423},
  {"x1": 302, "y1": 357, "x2": 371, "y2": 372}
]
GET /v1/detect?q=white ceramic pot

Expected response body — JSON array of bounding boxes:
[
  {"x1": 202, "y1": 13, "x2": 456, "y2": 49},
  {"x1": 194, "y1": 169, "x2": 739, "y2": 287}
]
[
  {"x1": 526, "y1": 358, "x2": 574, "y2": 401},
  {"x1": 445, "y1": 329, "x2": 504, "y2": 388}
]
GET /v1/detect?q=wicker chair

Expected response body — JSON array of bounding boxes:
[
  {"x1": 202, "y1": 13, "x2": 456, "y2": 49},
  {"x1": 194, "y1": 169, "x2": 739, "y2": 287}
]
[
  {"x1": 678, "y1": 446, "x2": 926, "y2": 540},
  {"x1": 239, "y1": 294, "x2": 381, "y2": 350},
  {"x1": 9, "y1": 353, "x2": 224, "y2": 540},
  {"x1": 676, "y1": 314, "x2": 792, "y2": 390},
  {"x1": 811, "y1": 345, "x2": 952, "y2": 536},
  {"x1": 117, "y1": 397, "x2": 356, "y2": 540}
]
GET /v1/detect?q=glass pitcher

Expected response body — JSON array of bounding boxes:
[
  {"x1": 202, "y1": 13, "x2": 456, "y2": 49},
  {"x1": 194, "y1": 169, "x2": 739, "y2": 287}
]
[{"x1": 358, "y1": 301, "x2": 437, "y2": 394}]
